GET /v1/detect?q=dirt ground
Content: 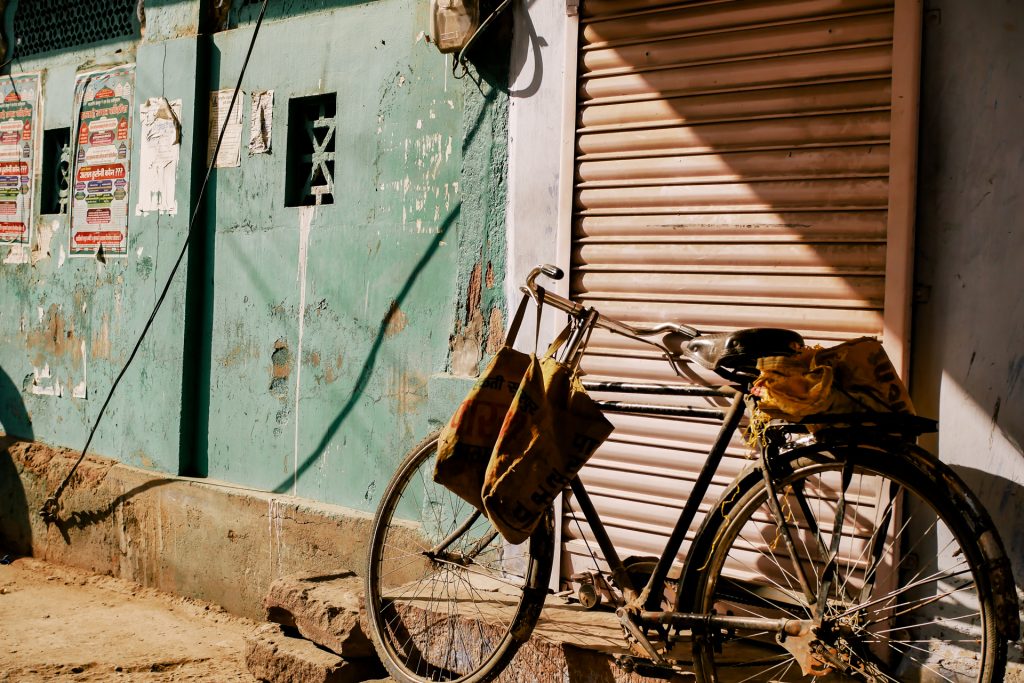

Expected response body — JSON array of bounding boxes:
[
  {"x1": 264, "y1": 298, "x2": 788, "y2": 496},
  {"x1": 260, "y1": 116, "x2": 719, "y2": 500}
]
[{"x1": 0, "y1": 556, "x2": 258, "y2": 682}]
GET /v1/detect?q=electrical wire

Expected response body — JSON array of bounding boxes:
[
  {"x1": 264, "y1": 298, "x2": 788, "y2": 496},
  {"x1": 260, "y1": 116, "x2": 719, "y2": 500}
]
[
  {"x1": 39, "y1": 0, "x2": 271, "y2": 523},
  {"x1": 452, "y1": 0, "x2": 514, "y2": 78}
]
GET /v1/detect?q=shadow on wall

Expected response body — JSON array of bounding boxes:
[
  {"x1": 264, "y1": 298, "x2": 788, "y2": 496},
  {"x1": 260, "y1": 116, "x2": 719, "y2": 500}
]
[
  {"x1": 910, "y1": 0, "x2": 1024, "y2": 591},
  {"x1": 0, "y1": 366, "x2": 33, "y2": 556},
  {"x1": 270, "y1": 202, "x2": 461, "y2": 494},
  {"x1": 952, "y1": 465, "x2": 1024, "y2": 579}
]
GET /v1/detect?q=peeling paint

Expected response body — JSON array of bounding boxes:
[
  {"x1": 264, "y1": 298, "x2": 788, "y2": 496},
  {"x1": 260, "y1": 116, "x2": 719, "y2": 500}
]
[
  {"x1": 271, "y1": 340, "x2": 292, "y2": 379},
  {"x1": 323, "y1": 353, "x2": 343, "y2": 384},
  {"x1": 26, "y1": 304, "x2": 79, "y2": 366},
  {"x1": 3, "y1": 244, "x2": 29, "y2": 264},
  {"x1": 451, "y1": 308, "x2": 483, "y2": 377},
  {"x1": 465, "y1": 262, "x2": 482, "y2": 318},
  {"x1": 91, "y1": 313, "x2": 112, "y2": 359},
  {"x1": 486, "y1": 306, "x2": 504, "y2": 354},
  {"x1": 28, "y1": 364, "x2": 62, "y2": 397},
  {"x1": 383, "y1": 301, "x2": 408, "y2": 338},
  {"x1": 387, "y1": 368, "x2": 427, "y2": 416},
  {"x1": 31, "y1": 220, "x2": 58, "y2": 264}
]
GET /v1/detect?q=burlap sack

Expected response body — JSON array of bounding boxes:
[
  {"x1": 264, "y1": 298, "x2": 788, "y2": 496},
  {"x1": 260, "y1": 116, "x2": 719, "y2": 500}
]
[
  {"x1": 482, "y1": 345, "x2": 614, "y2": 544},
  {"x1": 434, "y1": 295, "x2": 532, "y2": 511}
]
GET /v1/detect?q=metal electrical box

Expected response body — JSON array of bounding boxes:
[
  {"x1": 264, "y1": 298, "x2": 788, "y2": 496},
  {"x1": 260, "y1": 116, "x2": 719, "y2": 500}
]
[{"x1": 429, "y1": 0, "x2": 479, "y2": 53}]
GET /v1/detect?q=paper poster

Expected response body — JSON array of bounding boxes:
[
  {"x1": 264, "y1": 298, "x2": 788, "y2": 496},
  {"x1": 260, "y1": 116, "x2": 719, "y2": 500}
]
[
  {"x1": 208, "y1": 89, "x2": 242, "y2": 168},
  {"x1": 249, "y1": 90, "x2": 273, "y2": 155},
  {"x1": 0, "y1": 73, "x2": 41, "y2": 248},
  {"x1": 69, "y1": 65, "x2": 135, "y2": 258},
  {"x1": 136, "y1": 97, "x2": 181, "y2": 216}
]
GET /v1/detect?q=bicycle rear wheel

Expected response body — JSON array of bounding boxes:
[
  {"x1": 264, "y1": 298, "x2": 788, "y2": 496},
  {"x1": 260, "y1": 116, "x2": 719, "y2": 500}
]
[
  {"x1": 365, "y1": 432, "x2": 554, "y2": 683},
  {"x1": 690, "y1": 443, "x2": 1008, "y2": 683}
]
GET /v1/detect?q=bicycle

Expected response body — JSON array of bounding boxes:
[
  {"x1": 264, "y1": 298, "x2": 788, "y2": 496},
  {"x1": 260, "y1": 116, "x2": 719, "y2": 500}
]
[{"x1": 365, "y1": 264, "x2": 1020, "y2": 683}]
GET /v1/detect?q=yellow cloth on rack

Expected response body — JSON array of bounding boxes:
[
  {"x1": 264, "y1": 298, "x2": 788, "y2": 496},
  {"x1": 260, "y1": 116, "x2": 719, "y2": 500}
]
[{"x1": 751, "y1": 337, "x2": 914, "y2": 422}]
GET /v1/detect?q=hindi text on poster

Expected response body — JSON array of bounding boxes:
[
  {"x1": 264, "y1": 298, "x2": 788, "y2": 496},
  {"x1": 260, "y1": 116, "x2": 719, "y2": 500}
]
[
  {"x1": 0, "y1": 73, "x2": 39, "y2": 251},
  {"x1": 69, "y1": 66, "x2": 135, "y2": 257}
]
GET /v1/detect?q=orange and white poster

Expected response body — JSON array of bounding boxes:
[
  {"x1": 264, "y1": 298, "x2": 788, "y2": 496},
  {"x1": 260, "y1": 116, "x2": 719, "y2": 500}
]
[
  {"x1": 70, "y1": 65, "x2": 135, "y2": 258},
  {"x1": 0, "y1": 73, "x2": 40, "y2": 249}
]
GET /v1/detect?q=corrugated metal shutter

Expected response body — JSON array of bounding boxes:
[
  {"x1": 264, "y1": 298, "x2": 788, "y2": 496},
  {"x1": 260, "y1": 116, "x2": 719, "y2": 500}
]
[{"x1": 564, "y1": 0, "x2": 918, "y2": 583}]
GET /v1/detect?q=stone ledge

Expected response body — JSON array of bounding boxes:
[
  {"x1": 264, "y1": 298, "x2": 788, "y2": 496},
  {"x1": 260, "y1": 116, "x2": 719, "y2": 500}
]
[
  {"x1": 245, "y1": 623, "x2": 385, "y2": 683},
  {"x1": 265, "y1": 572, "x2": 374, "y2": 658}
]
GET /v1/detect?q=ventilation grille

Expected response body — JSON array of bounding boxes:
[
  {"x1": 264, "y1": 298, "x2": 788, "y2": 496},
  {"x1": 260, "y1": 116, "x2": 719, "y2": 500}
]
[
  {"x1": 286, "y1": 94, "x2": 337, "y2": 207},
  {"x1": 14, "y1": 0, "x2": 137, "y2": 58}
]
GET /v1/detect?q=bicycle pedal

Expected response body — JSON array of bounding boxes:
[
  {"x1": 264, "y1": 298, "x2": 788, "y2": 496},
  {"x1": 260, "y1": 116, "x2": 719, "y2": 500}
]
[{"x1": 614, "y1": 655, "x2": 695, "y2": 681}]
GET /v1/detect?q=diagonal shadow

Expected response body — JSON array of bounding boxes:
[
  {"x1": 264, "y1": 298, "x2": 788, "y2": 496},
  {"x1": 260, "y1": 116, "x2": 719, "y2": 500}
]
[
  {"x1": 271, "y1": 203, "x2": 461, "y2": 494},
  {"x1": 49, "y1": 477, "x2": 177, "y2": 543}
]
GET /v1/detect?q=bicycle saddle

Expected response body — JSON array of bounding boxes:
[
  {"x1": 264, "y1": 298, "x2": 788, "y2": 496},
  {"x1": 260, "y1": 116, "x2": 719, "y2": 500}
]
[{"x1": 671, "y1": 328, "x2": 805, "y2": 371}]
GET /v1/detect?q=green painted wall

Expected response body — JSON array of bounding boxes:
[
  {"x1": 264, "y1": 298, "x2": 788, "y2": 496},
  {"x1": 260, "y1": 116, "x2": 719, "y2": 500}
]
[
  {"x1": 0, "y1": 0, "x2": 510, "y2": 515},
  {"x1": 199, "y1": 0, "x2": 511, "y2": 510},
  {"x1": 0, "y1": 2, "x2": 201, "y2": 474}
]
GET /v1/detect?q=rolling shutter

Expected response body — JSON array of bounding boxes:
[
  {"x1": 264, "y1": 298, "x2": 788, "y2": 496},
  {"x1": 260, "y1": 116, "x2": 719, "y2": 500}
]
[{"x1": 564, "y1": 0, "x2": 920, "y2": 580}]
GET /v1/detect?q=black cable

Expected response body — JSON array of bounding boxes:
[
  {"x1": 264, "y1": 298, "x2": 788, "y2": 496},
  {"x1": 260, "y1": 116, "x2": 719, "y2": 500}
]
[
  {"x1": 39, "y1": 0, "x2": 271, "y2": 523},
  {"x1": 452, "y1": 0, "x2": 514, "y2": 79}
]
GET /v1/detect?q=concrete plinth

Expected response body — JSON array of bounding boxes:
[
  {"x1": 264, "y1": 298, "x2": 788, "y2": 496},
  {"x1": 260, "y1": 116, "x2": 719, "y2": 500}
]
[{"x1": 0, "y1": 437, "x2": 373, "y2": 621}]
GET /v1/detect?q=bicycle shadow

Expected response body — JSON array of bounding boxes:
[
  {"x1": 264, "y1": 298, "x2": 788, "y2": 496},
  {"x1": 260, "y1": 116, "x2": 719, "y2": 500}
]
[
  {"x1": 947, "y1": 465, "x2": 1024, "y2": 588},
  {"x1": 0, "y1": 366, "x2": 33, "y2": 557}
]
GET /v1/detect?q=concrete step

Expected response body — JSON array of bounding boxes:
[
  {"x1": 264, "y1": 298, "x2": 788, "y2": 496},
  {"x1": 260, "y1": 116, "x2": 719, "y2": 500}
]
[
  {"x1": 244, "y1": 623, "x2": 389, "y2": 683},
  {"x1": 263, "y1": 571, "x2": 687, "y2": 682},
  {"x1": 254, "y1": 572, "x2": 389, "y2": 683},
  {"x1": 264, "y1": 571, "x2": 375, "y2": 659}
]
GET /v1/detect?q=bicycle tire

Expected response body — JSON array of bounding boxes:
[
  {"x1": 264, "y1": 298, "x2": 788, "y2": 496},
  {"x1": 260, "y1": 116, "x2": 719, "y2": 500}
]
[
  {"x1": 688, "y1": 443, "x2": 1008, "y2": 683},
  {"x1": 365, "y1": 431, "x2": 554, "y2": 683}
]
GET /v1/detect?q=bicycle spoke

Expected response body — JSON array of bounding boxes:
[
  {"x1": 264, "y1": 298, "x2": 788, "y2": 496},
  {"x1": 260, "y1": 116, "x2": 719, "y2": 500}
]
[
  {"x1": 696, "y1": 450, "x2": 1000, "y2": 683},
  {"x1": 366, "y1": 435, "x2": 552, "y2": 682}
]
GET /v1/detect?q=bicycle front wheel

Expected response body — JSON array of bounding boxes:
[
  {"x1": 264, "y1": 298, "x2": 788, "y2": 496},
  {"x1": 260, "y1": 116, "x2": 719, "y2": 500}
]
[
  {"x1": 365, "y1": 432, "x2": 554, "y2": 683},
  {"x1": 691, "y1": 443, "x2": 1008, "y2": 683}
]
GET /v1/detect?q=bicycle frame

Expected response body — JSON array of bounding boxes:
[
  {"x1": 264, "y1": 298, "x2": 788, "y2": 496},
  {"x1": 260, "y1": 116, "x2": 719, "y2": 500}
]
[
  {"x1": 521, "y1": 267, "x2": 809, "y2": 660},
  {"x1": 364, "y1": 265, "x2": 1019, "y2": 683}
]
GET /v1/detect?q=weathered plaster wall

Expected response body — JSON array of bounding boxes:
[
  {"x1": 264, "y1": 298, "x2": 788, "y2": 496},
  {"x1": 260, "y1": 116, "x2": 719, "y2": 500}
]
[
  {"x1": 0, "y1": 1, "x2": 201, "y2": 474},
  {"x1": 195, "y1": 2, "x2": 509, "y2": 511},
  {"x1": 912, "y1": 0, "x2": 1024, "y2": 591},
  {"x1": 0, "y1": 0, "x2": 511, "y2": 519}
]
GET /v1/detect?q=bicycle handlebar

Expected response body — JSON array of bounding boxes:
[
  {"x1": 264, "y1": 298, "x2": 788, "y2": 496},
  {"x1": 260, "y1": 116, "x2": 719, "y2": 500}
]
[{"x1": 522, "y1": 264, "x2": 700, "y2": 341}]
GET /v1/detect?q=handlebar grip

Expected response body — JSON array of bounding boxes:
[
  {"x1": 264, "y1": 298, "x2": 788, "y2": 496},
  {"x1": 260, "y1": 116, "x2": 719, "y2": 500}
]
[{"x1": 541, "y1": 264, "x2": 564, "y2": 280}]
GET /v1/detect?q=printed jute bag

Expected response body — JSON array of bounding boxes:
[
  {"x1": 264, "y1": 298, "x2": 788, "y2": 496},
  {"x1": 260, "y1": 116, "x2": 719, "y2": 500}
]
[
  {"x1": 752, "y1": 336, "x2": 914, "y2": 422},
  {"x1": 482, "y1": 337, "x2": 614, "y2": 544},
  {"x1": 434, "y1": 294, "x2": 534, "y2": 511}
]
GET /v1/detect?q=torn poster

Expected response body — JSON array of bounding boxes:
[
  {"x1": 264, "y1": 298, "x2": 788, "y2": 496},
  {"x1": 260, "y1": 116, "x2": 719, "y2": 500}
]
[
  {"x1": 249, "y1": 90, "x2": 273, "y2": 155},
  {"x1": 208, "y1": 89, "x2": 243, "y2": 168},
  {"x1": 136, "y1": 97, "x2": 182, "y2": 216},
  {"x1": 69, "y1": 65, "x2": 135, "y2": 258},
  {"x1": 0, "y1": 73, "x2": 41, "y2": 250}
]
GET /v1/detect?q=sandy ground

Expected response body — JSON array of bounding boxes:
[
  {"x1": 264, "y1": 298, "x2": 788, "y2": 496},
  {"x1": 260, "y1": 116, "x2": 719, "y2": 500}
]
[{"x1": 0, "y1": 556, "x2": 258, "y2": 682}]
